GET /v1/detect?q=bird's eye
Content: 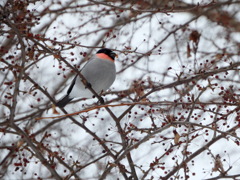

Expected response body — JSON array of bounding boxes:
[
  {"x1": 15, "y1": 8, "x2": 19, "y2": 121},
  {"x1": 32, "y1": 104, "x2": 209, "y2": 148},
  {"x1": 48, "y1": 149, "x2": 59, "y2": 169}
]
[{"x1": 110, "y1": 52, "x2": 116, "y2": 57}]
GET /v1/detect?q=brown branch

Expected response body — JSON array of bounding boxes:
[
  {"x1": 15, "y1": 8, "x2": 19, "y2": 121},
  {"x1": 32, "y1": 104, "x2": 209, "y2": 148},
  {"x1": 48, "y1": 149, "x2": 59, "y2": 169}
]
[
  {"x1": 4, "y1": 12, "x2": 62, "y2": 180},
  {"x1": 162, "y1": 125, "x2": 239, "y2": 180},
  {"x1": 204, "y1": 173, "x2": 240, "y2": 180}
]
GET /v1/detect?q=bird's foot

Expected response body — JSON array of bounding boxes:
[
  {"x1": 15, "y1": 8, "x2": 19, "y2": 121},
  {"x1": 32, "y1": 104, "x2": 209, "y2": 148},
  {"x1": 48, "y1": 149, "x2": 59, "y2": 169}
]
[
  {"x1": 85, "y1": 82, "x2": 92, "y2": 89},
  {"x1": 99, "y1": 97, "x2": 104, "y2": 104},
  {"x1": 92, "y1": 95, "x2": 104, "y2": 105}
]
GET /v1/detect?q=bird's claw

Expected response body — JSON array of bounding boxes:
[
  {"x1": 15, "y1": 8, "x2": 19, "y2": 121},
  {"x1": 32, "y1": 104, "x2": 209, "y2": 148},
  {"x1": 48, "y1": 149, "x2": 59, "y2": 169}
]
[
  {"x1": 85, "y1": 82, "x2": 92, "y2": 88},
  {"x1": 100, "y1": 97, "x2": 104, "y2": 104}
]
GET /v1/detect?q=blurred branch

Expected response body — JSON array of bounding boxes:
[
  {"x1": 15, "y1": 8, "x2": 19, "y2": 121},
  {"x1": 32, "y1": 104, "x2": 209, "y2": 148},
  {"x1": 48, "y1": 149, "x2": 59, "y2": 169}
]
[
  {"x1": 204, "y1": 173, "x2": 240, "y2": 180},
  {"x1": 163, "y1": 125, "x2": 239, "y2": 180}
]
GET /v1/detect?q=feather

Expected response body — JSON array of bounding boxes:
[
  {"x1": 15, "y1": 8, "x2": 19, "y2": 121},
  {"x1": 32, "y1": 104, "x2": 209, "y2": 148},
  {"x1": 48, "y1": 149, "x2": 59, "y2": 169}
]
[{"x1": 56, "y1": 95, "x2": 73, "y2": 108}]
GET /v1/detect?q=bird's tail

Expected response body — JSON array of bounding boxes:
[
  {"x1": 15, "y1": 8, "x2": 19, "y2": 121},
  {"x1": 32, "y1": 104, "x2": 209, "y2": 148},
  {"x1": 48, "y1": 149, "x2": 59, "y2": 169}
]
[{"x1": 56, "y1": 95, "x2": 73, "y2": 108}]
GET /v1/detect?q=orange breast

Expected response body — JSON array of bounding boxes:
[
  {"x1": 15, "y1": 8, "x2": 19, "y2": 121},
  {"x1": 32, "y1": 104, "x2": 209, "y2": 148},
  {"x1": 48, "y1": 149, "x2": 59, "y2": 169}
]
[{"x1": 96, "y1": 53, "x2": 114, "y2": 62}]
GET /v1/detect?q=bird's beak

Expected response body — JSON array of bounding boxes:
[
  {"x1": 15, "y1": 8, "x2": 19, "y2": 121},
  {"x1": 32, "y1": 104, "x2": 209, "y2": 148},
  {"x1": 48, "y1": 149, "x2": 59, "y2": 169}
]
[{"x1": 110, "y1": 52, "x2": 118, "y2": 59}]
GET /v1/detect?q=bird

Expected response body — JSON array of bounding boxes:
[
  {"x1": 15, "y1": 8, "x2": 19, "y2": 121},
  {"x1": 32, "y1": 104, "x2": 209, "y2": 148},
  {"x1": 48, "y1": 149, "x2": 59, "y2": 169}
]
[{"x1": 56, "y1": 48, "x2": 117, "y2": 108}]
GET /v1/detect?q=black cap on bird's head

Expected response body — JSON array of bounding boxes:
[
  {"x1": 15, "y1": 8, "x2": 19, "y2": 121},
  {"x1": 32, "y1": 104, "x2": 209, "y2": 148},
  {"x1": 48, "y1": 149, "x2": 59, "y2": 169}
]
[{"x1": 97, "y1": 48, "x2": 117, "y2": 60}]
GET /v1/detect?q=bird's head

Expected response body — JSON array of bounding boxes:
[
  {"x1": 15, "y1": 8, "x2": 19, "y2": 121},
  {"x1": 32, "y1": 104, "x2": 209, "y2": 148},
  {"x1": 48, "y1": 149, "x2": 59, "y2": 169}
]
[{"x1": 96, "y1": 48, "x2": 117, "y2": 61}]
